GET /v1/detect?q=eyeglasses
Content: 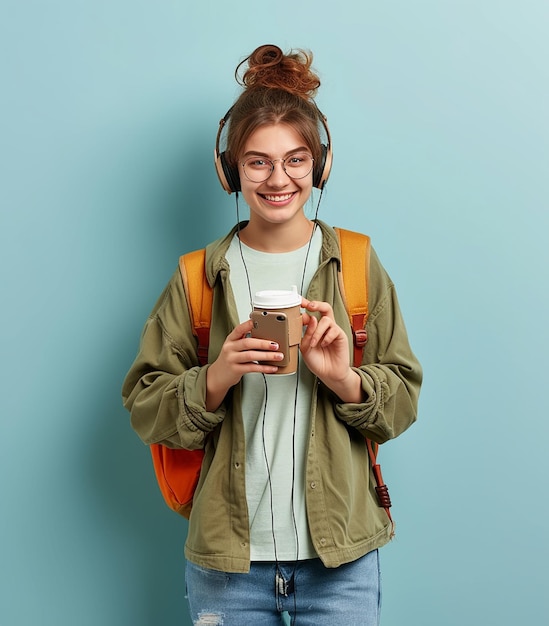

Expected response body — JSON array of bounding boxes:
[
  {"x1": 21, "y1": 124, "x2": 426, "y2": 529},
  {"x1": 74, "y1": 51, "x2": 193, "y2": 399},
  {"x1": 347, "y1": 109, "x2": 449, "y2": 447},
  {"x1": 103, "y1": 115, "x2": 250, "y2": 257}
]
[{"x1": 241, "y1": 153, "x2": 314, "y2": 183}]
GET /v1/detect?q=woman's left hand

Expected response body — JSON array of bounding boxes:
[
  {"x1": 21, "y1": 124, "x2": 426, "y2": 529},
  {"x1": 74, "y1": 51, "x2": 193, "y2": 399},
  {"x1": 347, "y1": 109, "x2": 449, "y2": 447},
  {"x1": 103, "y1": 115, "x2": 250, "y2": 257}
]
[{"x1": 300, "y1": 298, "x2": 365, "y2": 403}]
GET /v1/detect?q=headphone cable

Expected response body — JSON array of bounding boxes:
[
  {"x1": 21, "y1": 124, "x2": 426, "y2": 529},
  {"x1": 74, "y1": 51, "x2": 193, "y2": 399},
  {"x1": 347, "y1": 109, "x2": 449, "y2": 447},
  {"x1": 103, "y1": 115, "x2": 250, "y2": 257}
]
[{"x1": 234, "y1": 186, "x2": 325, "y2": 626}]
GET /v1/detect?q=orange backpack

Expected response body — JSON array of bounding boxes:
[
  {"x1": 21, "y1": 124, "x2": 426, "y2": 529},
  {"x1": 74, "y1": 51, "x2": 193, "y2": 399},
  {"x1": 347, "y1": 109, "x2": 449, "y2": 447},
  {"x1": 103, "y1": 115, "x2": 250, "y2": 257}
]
[{"x1": 150, "y1": 228, "x2": 392, "y2": 522}]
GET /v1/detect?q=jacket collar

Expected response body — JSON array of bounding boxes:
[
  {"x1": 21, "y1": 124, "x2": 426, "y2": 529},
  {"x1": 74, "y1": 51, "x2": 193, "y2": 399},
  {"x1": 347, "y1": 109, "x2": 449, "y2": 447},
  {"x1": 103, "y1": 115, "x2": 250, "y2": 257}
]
[{"x1": 204, "y1": 220, "x2": 342, "y2": 287}]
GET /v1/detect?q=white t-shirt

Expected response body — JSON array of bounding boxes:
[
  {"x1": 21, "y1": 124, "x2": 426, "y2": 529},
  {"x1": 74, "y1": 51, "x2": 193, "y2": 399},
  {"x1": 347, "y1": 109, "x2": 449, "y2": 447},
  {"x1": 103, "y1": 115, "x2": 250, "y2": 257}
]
[{"x1": 225, "y1": 227, "x2": 323, "y2": 561}]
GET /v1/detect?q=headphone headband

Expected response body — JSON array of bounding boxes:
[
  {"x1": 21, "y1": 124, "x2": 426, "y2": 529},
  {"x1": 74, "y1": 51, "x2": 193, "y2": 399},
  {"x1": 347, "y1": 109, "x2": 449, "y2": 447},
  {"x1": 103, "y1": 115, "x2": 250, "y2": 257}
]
[{"x1": 214, "y1": 105, "x2": 332, "y2": 194}]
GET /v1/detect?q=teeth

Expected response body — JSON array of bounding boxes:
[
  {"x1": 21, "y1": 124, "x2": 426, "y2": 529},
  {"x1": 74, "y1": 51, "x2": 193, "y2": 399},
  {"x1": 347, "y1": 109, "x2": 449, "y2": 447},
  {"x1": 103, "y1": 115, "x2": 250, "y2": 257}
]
[{"x1": 264, "y1": 193, "x2": 293, "y2": 202}]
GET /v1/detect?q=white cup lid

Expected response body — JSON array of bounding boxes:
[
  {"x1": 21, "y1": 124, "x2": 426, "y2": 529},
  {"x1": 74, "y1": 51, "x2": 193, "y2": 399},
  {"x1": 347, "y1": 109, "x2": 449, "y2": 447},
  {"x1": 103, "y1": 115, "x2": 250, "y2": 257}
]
[{"x1": 253, "y1": 285, "x2": 301, "y2": 308}]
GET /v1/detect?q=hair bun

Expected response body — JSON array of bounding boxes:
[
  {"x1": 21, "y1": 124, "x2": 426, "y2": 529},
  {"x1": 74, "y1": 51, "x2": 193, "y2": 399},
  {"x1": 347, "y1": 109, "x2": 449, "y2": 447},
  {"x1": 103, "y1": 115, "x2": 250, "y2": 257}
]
[
  {"x1": 237, "y1": 44, "x2": 320, "y2": 99},
  {"x1": 250, "y1": 44, "x2": 284, "y2": 69}
]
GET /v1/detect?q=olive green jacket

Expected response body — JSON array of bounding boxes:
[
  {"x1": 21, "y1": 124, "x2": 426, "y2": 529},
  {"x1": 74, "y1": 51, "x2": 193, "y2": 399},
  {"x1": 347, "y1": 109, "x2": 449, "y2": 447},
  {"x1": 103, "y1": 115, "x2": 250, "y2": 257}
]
[{"x1": 122, "y1": 221, "x2": 422, "y2": 573}]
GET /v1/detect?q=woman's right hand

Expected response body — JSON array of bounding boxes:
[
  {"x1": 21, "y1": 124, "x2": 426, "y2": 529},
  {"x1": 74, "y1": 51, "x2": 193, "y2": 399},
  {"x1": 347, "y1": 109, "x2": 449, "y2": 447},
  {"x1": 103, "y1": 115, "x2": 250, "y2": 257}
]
[{"x1": 205, "y1": 319, "x2": 284, "y2": 411}]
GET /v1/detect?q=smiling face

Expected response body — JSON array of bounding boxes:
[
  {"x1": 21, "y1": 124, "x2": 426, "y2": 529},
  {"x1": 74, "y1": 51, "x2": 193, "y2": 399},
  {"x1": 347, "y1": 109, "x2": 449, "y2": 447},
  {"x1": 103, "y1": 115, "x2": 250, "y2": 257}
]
[{"x1": 238, "y1": 123, "x2": 314, "y2": 231}]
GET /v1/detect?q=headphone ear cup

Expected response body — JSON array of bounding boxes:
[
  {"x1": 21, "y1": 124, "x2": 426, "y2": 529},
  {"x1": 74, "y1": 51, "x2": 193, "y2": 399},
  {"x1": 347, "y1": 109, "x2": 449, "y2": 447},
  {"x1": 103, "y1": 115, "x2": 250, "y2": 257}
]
[
  {"x1": 215, "y1": 151, "x2": 241, "y2": 194},
  {"x1": 314, "y1": 143, "x2": 332, "y2": 189}
]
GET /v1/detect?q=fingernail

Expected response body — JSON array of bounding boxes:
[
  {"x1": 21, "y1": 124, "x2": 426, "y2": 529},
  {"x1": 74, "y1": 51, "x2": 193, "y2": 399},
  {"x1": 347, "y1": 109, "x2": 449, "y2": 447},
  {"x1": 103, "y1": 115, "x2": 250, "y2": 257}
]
[{"x1": 270, "y1": 342, "x2": 279, "y2": 349}]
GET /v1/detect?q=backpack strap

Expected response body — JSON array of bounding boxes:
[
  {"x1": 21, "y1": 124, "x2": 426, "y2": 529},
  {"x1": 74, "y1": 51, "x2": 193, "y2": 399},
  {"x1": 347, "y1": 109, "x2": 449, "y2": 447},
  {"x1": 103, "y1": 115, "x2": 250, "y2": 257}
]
[
  {"x1": 334, "y1": 227, "x2": 371, "y2": 369},
  {"x1": 335, "y1": 227, "x2": 393, "y2": 526},
  {"x1": 179, "y1": 249, "x2": 213, "y2": 366}
]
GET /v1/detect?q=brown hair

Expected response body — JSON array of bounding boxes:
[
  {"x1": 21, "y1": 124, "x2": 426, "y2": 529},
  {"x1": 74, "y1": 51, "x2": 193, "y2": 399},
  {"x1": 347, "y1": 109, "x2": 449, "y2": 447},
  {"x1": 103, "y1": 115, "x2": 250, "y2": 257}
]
[{"x1": 225, "y1": 45, "x2": 325, "y2": 174}]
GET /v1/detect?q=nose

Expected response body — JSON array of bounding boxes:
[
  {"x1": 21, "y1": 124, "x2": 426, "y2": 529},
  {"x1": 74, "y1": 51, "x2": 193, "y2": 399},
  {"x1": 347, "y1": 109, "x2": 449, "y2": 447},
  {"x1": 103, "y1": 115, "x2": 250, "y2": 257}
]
[{"x1": 267, "y1": 159, "x2": 290, "y2": 187}]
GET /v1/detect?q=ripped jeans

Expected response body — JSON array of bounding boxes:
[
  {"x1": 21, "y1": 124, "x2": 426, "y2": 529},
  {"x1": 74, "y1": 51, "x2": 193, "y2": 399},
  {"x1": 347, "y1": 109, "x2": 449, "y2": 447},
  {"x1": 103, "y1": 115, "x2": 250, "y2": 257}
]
[{"x1": 185, "y1": 550, "x2": 381, "y2": 626}]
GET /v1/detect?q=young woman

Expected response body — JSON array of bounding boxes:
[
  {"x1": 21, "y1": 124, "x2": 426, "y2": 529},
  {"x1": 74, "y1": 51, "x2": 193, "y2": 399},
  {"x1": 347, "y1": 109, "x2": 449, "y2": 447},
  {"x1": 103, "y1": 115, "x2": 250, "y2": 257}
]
[{"x1": 123, "y1": 44, "x2": 422, "y2": 626}]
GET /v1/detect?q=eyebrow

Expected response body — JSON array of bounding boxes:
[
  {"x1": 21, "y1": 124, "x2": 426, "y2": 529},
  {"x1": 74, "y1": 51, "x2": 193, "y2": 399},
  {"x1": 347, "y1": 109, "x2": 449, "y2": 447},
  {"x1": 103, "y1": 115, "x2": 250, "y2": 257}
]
[{"x1": 241, "y1": 147, "x2": 311, "y2": 159}]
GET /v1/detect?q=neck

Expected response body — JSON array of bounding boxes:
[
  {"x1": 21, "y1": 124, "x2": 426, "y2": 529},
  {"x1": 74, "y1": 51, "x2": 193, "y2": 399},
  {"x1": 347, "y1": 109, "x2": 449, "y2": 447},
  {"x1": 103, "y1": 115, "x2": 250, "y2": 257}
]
[{"x1": 239, "y1": 217, "x2": 315, "y2": 253}]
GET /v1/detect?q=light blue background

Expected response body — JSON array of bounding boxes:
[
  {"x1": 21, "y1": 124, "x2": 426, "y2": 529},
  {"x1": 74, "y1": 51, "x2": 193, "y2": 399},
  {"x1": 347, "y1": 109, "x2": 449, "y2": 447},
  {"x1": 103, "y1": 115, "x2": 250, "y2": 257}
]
[{"x1": 2, "y1": 1, "x2": 548, "y2": 624}]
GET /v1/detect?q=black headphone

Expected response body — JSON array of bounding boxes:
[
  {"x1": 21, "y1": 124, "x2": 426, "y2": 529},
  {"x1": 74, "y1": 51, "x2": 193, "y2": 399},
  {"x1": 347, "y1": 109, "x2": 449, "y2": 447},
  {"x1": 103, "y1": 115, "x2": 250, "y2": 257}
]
[{"x1": 214, "y1": 106, "x2": 333, "y2": 194}]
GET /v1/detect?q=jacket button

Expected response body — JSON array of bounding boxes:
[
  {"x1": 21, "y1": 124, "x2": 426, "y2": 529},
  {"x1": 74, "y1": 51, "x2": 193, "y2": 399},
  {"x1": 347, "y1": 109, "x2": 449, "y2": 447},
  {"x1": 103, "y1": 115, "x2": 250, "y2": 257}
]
[
  {"x1": 234, "y1": 462, "x2": 241, "y2": 469},
  {"x1": 310, "y1": 481, "x2": 317, "y2": 489},
  {"x1": 319, "y1": 538, "x2": 326, "y2": 546}
]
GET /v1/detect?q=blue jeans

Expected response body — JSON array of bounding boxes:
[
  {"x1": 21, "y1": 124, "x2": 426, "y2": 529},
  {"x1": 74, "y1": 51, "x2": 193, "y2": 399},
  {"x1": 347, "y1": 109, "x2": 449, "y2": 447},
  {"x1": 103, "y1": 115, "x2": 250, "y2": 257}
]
[{"x1": 185, "y1": 550, "x2": 381, "y2": 626}]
